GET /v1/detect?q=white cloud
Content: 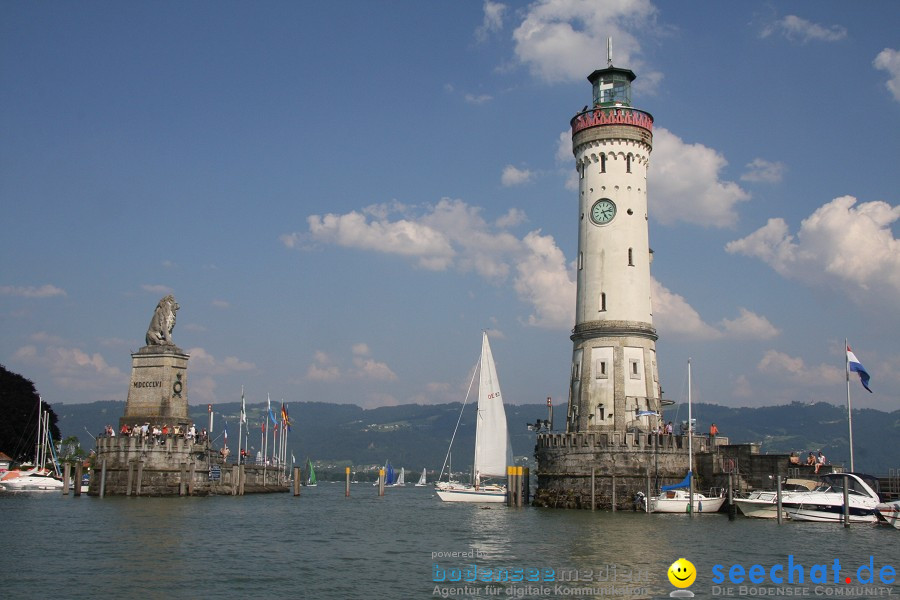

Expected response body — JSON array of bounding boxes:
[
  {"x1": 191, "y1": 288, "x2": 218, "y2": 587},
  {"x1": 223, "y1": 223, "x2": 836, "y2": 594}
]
[
  {"x1": 464, "y1": 93, "x2": 493, "y2": 105},
  {"x1": 501, "y1": 165, "x2": 535, "y2": 186},
  {"x1": 13, "y1": 342, "x2": 126, "y2": 393},
  {"x1": 211, "y1": 299, "x2": 230, "y2": 309},
  {"x1": 511, "y1": 0, "x2": 658, "y2": 84},
  {"x1": 873, "y1": 48, "x2": 900, "y2": 102},
  {"x1": 757, "y1": 350, "x2": 843, "y2": 387},
  {"x1": 187, "y1": 347, "x2": 256, "y2": 375},
  {"x1": 495, "y1": 208, "x2": 528, "y2": 228},
  {"x1": 475, "y1": 0, "x2": 506, "y2": 43},
  {"x1": 725, "y1": 196, "x2": 900, "y2": 301},
  {"x1": 514, "y1": 230, "x2": 575, "y2": 328},
  {"x1": 141, "y1": 284, "x2": 173, "y2": 296},
  {"x1": 651, "y1": 128, "x2": 751, "y2": 227},
  {"x1": 651, "y1": 279, "x2": 721, "y2": 340},
  {"x1": 740, "y1": 158, "x2": 786, "y2": 184},
  {"x1": 0, "y1": 284, "x2": 66, "y2": 298},
  {"x1": 304, "y1": 209, "x2": 457, "y2": 271},
  {"x1": 352, "y1": 357, "x2": 398, "y2": 381},
  {"x1": 719, "y1": 308, "x2": 779, "y2": 340},
  {"x1": 306, "y1": 351, "x2": 341, "y2": 382},
  {"x1": 761, "y1": 15, "x2": 847, "y2": 43}
]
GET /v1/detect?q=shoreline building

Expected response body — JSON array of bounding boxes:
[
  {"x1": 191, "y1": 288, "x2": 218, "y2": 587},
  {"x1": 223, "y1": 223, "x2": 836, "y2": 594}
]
[{"x1": 533, "y1": 56, "x2": 711, "y2": 509}]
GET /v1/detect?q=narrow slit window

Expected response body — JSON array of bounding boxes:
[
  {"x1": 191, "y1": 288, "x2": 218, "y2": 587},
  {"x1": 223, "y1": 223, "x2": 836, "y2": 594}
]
[
  {"x1": 628, "y1": 248, "x2": 634, "y2": 266},
  {"x1": 580, "y1": 162, "x2": 585, "y2": 179},
  {"x1": 600, "y1": 292, "x2": 606, "y2": 312},
  {"x1": 629, "y1": 359, "x2": 641, "y2": 379},
  {"x1": 599, "y1": 154, "x2": 606, "y2": 173},
  {"x1": 595, "y1": 360, "x2": 608, "y2": 379},
  {"x1": 578, "y1": 252, "x2": 583, "y2": 270},
  {"x1": 626, "y1": 154, "x2": 632, "y2": 173}
]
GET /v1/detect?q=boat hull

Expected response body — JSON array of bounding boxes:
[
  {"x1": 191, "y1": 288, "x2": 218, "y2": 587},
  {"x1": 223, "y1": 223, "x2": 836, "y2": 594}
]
[
  {"x1": 436, "y1": 485, "x2": 506, "y2": 503},
  {"x1": 783, "y1": 506, "x2": 877, "y2": 523},
  {"x1": 0, "y1": 472, "x2": 65, "y2": 492},
  {"x1": 876, "y1": 502, "x2": 900, "y2": 529},
  {"x1": 652, "y1": 496, "x2": 725, "y2": 513}
]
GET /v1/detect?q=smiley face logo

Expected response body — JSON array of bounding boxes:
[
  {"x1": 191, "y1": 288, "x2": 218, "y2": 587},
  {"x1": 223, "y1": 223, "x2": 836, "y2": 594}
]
[{"x1": 668, "y1": 558, "x2": 696, "y2": 588}]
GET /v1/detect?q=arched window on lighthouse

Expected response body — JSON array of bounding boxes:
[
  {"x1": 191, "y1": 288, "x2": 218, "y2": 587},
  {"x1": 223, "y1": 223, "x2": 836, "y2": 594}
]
[
  {"x1": 626, "y1": 153, "x2": 632, "y2": 173},
  {"x1": 600, "y1": 292, "x2": 607, "y2": 312},
  {"x1": 579, "y1": 161, "x2": 585, "y2": 179},
  {"x1": 599, "y1": 154, "x2": 606, "y2": 173}
]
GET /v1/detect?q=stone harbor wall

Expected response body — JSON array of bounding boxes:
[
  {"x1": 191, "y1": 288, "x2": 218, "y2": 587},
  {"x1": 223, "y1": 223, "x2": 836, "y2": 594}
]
[
  {"x1": 533, "y1": 431, "x2": 724, "y2": 509},
  {"x1": 89, "y1": 436, "x2": 288, "y2": 496}
]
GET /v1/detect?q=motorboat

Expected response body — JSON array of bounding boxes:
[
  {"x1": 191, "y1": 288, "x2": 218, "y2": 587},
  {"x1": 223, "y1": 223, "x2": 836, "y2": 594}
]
[
  {"x1": 734, "y1": 478, "x2": 818, "y2": 519},
  {"x1": 875, "y1": 501, "x2": 900, "y2": 529},
  {"x1": 780, "y1": 472, "x2": 881, "y2": 523},
  {"x1": 0, "y1": 468, "x2": 64, "y2": 492}
]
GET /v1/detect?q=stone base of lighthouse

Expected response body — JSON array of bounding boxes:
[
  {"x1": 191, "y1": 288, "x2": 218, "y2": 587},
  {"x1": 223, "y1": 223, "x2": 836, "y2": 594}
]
[{"x1": 533, "y1": 431, "x2": 717, "y2": 510}]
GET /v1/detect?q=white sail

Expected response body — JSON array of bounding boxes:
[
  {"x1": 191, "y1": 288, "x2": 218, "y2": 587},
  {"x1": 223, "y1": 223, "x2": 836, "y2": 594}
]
[
  {"x1": 416, "y1": 468, "x2": 427, "y2": 486},
  {"x1": 473, "y1": 332, "x2": 510, "y2": 479}
]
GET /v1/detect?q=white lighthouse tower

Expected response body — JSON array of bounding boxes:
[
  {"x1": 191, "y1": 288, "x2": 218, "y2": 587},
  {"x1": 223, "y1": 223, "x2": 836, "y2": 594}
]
[{"x1": 567, "y1": 50, "x2": 659, "y2": 434}]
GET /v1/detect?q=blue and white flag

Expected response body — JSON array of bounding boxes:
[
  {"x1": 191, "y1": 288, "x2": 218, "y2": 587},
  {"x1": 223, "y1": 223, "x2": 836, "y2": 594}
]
[
  {"x1": 224, "y1": 421, "x2": 228, "y2": 443},
  {"x1": 847, "y1": 345, "x2": 873, "y2": 393},
  {"x1": 635, "y1": 410, "x2": 658, "y2": 417}
]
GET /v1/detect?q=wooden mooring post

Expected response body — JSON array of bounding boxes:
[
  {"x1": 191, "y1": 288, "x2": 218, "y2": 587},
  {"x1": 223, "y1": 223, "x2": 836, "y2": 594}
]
[
  {"x1": 293, "y1": 467, "x2": 301, "y2": 496},
  {"x1": 378, "y1": 468, "x2": 385, "y2": 496},
  {"x1": 62, "y1": 463, "x2": 71, "y2": 495},
  {"x1": 74, "y1": 462, "x2": 83, "y2": 497},
  {"x1": 99, "y1": 458, "x2": 107, "y2": 498}
]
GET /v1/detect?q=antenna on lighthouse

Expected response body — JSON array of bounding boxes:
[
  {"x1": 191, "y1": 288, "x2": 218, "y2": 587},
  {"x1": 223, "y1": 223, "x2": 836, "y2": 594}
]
[{"x1": 607, "y1": 37, "x2": 612, "y2": 67}]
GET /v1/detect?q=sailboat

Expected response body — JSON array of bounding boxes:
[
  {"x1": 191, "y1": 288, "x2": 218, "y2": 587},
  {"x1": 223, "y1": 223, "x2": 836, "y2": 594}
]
[
  {"x1": 0, "y1": 398, "x2": 64, "y2": 493},
  {"x1": 389, "y1": 467, "x2": 406, "y2": 487},
  {"x1": 650, "y1": 359, "x2": 725, "y2": 513},
  {"x1": 415, "y1": 468, "x2": 427, "y2": 487},
  {"x1": 436, "y1": 332, "x2": 511, "y2": 503},
  {"x1": 305, "y1": 458, "x2": 317, "y2": 487}
]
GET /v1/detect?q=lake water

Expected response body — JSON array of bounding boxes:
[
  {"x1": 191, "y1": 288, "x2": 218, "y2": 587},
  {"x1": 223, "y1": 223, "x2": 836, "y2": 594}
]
[{"x1": 2, "y1": 484, "x2": 898, "y2": 599}]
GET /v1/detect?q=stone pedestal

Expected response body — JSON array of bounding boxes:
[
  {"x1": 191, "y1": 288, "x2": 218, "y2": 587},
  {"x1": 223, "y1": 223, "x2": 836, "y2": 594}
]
[{"x1": 120, "y1": 345, "x2": 190, "y2": 430}]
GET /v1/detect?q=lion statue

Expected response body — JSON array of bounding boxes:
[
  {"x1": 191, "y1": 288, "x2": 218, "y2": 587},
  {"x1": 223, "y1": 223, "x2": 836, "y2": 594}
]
[{"x1": 145, "y1": 294, "x2": 180, "y2": 346}]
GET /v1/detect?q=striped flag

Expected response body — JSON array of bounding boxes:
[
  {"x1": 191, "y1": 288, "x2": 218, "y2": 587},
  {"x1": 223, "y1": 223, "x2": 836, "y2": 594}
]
[{"x1": 847, "y1": 345, "x2": 873, "y2": 393}]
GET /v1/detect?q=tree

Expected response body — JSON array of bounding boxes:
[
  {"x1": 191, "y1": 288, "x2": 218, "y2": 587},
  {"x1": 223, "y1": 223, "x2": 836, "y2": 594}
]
[
  {"x1": 58, "y1": 435, "x2": 87, "y2": 464},
  {"x1": 0, "y1": 364, "x2": 61, "y2": 464}
]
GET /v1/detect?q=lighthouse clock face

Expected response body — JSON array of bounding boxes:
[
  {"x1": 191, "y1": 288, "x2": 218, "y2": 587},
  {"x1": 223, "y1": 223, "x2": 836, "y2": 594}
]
[{"x1": 590, "y1": 198, "x2": 616, "y2": 225}]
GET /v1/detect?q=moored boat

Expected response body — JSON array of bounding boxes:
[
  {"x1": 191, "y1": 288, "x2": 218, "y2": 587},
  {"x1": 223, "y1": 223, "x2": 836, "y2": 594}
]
[
  {"x1": 780, "y1": 472, "x2": 880, "y2": 523},
  {"x1": 876, "y1": 501, "x2": 900, "y2": 529}
]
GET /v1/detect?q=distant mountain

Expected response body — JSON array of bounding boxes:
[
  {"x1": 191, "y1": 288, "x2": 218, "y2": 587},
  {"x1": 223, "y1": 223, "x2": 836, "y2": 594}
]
[{"x1": 51, "y1": 399, "x2": 899, "y2": 476}]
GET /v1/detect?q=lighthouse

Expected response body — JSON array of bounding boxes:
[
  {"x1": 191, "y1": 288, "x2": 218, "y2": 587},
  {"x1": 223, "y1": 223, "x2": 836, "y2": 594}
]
[{"x1": 567, "y1": 52, "x2": 659, "y2": 435}]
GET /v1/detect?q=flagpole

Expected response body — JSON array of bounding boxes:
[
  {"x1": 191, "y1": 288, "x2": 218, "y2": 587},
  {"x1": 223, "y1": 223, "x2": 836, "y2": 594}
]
[
  {"x1": 238, "y1": 386, "x2": 244, "y2": 465},
  {"x1": 845, "y1": 338, "x2": 854, "y2": 472}
]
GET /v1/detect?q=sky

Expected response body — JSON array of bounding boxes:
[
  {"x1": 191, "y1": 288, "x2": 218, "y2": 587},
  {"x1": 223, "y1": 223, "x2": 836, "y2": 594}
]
[{"x1": 1, "y1": 1, "x2": 898, "y2": 417}]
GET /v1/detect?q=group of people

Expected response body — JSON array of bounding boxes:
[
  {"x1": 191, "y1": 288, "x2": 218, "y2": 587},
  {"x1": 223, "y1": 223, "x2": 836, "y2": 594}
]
[
  {"x1": 790, "y1": 450, "x2": 827, "y2": 473},
  {"x1": 101, "y1": 423, "x2": 209, "y2": 445}
]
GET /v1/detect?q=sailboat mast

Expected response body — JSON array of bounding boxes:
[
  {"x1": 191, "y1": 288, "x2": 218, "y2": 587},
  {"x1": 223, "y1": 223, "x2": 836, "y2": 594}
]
[{"x1": 687, "y1": 358, "x2": 693, "y2": 469}]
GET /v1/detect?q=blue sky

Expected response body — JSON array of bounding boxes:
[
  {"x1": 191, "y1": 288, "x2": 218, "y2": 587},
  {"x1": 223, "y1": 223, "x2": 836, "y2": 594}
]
[{"x1": 2, "y1": 1, "x2": 898, "y2": 416}]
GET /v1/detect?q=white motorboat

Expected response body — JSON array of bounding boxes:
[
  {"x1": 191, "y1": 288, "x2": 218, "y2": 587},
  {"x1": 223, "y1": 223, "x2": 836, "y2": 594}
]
[
  {"x1": 0, "y1": 468, "x2": 64, "y2": 492},
  {"x1": 734, "y1": 479, "x2": 818, "y2": 519},
  {"x1": 780, "y1": 473, "x2": 881, "y2": 523},
  {"x1": 435, "y1": 332, "x2": 510, "y2": 504},
  {"x1": 876, "y1": 501, "x2": 900, "y2": 529}
]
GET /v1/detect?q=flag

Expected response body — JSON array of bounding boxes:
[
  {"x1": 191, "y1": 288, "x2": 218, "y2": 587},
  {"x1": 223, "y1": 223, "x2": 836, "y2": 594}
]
[
  {"x1": 847, "y1": 345, "x2": 873, "y2": 393},
  {"x1": 281, "y1": 402, "x2": 292, "y2": 432},
  {"x1": 224, "y1": 421, "x2": 228, "y2": 444},
  {"x1": 635, "y1": 410, "x2": 658, "y2": 417},
  {"x1": 267, "y1": 394, "x2": 277, "y2": 424},
  {"x1": 240, "y1": 390, "x2": 247, "y2": 424}
]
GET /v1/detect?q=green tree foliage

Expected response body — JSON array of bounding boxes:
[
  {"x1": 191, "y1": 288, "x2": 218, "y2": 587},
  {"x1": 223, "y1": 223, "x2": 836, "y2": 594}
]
[
  {"x1": 0, "y1": 364, "x2": 61, "y2": 463},
  {"x1": 58, "y1": 435, "x2": 87, "y2": 464}
]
